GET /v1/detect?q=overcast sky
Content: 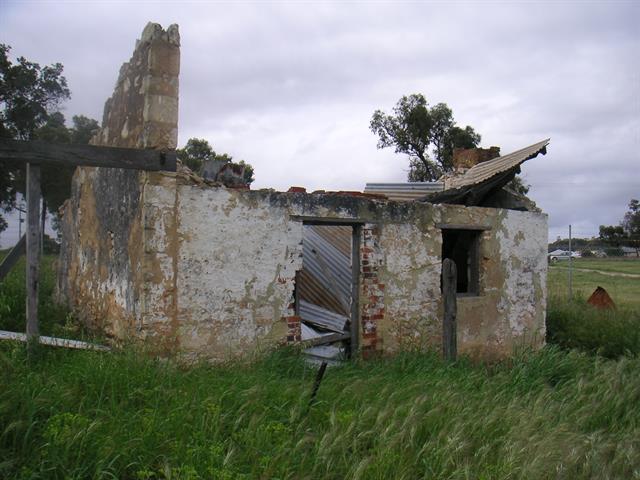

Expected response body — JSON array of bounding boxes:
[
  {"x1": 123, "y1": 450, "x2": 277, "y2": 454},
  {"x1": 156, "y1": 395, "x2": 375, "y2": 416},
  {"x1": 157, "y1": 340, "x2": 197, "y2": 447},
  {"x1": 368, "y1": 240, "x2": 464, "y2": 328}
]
[{"x1": 1, "y1": 0, "x2": 638, "y2": 243}]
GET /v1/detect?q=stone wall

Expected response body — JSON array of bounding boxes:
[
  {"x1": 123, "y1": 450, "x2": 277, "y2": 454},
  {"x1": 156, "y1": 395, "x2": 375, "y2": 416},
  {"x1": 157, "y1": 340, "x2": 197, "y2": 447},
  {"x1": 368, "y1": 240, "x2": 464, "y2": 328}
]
[
  {"x1": 134, "y1": 178, "x2": 547, "y2": 361},
  {"x1": 58, "y1": 23, "x2": 180, "y2": 340}
]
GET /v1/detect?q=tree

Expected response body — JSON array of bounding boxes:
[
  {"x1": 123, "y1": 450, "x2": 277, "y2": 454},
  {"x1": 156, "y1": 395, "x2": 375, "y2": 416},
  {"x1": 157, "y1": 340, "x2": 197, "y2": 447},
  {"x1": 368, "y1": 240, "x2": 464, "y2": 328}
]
[
  {"x1": 507, "y1": 176, "x2": 530, "y2": 196},
  {"x1": 370, "y1": 94, "x2": 481, "y2": 181},
  {"x1": 176, "y1": 138, "x2": 216, "y2": 172},
  {"x1": 0, "y1": 44, "x2": 71, "y2": 234},
  {"x1": 599, "y1": 199, "x2": 640, "y2": 255},
  {"x1": 0, "y1": 44, "x2": 70, "y2": 140},
  {"x1": 622, "y1": 199, "x2": 640, "y2": 237},
  {"x1": 69, "y1": 115, "x2": 99, "y2": 144},
  {"x1": 16, "y1": 113, "x2": 99, "y2": 213},
  {"x1": 5, "y1": 112, "x2": 100, "y2": 241},
  {"x1": 177, "y1": 138, "x2": 255, "y2": 185},
  {"x1": 599, "y1": 225, "x2": 625, "y2": 246}
]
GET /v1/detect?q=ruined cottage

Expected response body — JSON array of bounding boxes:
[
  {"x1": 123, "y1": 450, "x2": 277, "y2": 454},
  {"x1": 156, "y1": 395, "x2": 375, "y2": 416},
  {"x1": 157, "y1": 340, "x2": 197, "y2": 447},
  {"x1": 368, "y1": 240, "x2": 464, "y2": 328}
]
[{"x1": 58, "y1": 23, "x2": 549, "y2": 362}]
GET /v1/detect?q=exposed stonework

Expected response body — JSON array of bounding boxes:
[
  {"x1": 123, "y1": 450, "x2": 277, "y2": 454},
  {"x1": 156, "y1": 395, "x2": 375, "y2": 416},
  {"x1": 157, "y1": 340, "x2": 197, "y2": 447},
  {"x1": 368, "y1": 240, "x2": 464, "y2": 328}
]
[
  {"x1": 92, "y1": 22, "x2": 180, "y2": 149},
  {"x1": 58, "y1": 23, "x2": 180, "y2": 344}
]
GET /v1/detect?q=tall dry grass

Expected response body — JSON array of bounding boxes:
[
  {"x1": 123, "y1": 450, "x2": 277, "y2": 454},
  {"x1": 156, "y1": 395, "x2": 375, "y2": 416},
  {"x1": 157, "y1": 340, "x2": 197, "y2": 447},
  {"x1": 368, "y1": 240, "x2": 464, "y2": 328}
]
[{"x1": 1, "y1": 343, "x2": 638, "y2": 479}]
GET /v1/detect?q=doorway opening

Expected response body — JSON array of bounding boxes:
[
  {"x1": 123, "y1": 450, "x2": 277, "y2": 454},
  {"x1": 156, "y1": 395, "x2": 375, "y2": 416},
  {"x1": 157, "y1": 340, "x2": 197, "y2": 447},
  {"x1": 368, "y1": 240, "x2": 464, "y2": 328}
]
[{"x1": 296, "y1": 223, "x2": 360, "y2": 361}]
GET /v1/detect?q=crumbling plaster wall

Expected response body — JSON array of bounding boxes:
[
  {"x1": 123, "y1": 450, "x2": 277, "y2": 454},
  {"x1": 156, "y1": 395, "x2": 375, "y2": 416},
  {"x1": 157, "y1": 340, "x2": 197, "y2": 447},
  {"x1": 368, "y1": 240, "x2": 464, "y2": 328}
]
[
  {"x1": 58, "y1": 23, "x2": 180, "y2": 340},
  {"x1": 137, "y1": 178, "x2": 547, "y2": 361},
  {"x1": 64, "y1": 154, "x2": 546, "y2": 360},
  {"x1": 431, "y1": 207, "x2": 547, "y2": 360}
]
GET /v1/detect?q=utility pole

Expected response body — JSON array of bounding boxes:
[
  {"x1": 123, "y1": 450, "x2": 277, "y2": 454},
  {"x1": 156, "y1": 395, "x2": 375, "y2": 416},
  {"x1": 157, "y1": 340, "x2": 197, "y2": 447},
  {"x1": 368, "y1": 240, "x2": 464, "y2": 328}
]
[{"x1": 568, "y1": 224, "x2": 573, "y2": 302}]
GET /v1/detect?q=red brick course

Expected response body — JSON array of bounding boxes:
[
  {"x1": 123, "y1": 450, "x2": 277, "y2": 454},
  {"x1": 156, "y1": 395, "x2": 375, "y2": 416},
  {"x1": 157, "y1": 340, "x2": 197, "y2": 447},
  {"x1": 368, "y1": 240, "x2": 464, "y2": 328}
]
[{"x1": 359, "y1": 224, "x2": 385, "y2": 356}]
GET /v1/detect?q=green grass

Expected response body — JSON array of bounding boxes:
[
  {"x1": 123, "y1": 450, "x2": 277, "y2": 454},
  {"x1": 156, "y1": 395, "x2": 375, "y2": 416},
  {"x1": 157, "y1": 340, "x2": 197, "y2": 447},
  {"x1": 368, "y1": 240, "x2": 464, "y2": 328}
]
[
  {"x1": 547, "y1": 296, "x2": 640, "y2": 358},
  {"x1": 0, "y1": 254, "x2": 80, "y2": 338},
  {"x1": 0, "y1": 254, "x2": 638, "y2": 478},
  {"x1": 1, "y1": 344, "x2": 639, "y2": 479},
  {"x1": 548, "y1": 264, "x2": 640, "y2": 310},
  {"x1": 554, "y1": 258, "x2": 640, "y2": 276}
]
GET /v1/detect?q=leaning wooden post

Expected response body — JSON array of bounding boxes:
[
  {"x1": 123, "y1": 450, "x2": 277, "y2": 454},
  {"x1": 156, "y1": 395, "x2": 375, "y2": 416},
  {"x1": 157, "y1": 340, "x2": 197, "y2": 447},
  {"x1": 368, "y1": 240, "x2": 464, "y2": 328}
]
[
  {"x1": 442, "y1": 258, "x2": 457, "y2": 361},
  {"x1": 26, "y1": 163, "x2": 41, "y2": 344}
]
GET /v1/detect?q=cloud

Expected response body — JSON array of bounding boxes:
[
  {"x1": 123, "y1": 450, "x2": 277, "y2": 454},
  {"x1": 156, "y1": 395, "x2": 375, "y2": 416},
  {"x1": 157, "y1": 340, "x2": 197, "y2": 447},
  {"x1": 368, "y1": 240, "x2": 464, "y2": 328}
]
[{"x1": 1, "y1": 0, "x2": 638, "y2": 244}]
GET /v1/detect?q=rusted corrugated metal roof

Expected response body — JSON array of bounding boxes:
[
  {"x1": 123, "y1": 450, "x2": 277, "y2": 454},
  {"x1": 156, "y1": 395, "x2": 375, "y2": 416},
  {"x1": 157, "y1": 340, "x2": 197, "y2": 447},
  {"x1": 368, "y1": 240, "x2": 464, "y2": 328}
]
[
  {"x1": 446, "y1": 139, "x2": 550, "y2": 190},
  {"x1": 364, "y1": 182, "x2": 444, "y2": 201}
]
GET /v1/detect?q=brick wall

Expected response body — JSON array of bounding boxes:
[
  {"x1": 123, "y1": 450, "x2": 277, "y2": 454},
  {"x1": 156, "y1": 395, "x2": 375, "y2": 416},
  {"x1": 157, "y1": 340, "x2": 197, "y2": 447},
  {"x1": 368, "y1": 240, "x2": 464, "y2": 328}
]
[
  {"x1": 452, "y1": 146, "x2": 500, "y2": 170},
  {"x1": 360, "y1": 224, "x2": 385, "y2": 357},
  {"x1": 285, "y1": 315, "x2": 302, "y2": 343}
]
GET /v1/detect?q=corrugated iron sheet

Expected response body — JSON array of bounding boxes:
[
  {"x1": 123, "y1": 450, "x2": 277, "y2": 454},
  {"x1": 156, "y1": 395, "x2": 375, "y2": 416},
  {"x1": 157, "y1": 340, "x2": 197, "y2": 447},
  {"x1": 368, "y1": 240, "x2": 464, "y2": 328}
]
[
  {"x1": 364, "y1": 182, "x2": 444, "y2": 201},
  {"x1": 301, "y1": 322, "x2": 336, "y2": 341},
  {"x1": 298, "y1": 225, "x2": 353, "y2": 333},
  {"x1": 299, "y1": 300, "x2": 349, "y2": 333},
  {"x1": 446, "y1": 139, "x2": 550, "y2": 190},
  {"x1": 297, "y1": 269, "x2": 345, "y2": 317},
  {"x1": 313, "y1": 225, "x2": 351, "y2": 257},
  {"x1": 302, "y1": 225, "x2": 351, "y2": 313}
]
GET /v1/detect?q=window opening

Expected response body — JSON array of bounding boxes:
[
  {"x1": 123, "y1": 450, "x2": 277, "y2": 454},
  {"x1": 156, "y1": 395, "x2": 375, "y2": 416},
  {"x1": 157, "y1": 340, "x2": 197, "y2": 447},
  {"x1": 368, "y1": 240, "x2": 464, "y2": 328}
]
[{"x1": 441, "y1": 229, "x2": 481, "y2": 295}]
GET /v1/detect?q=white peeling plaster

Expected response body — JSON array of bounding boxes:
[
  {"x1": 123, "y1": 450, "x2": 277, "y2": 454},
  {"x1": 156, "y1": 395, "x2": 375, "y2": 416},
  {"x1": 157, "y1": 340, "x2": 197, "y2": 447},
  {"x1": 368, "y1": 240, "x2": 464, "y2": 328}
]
[
  {"x1": 380, "y1": 223, "x2": 442, "y2": 327},
  {"x1": 139, "y1": 179, "x2": 178, "y2": 329},
  {"x1": 496, "y1": 210, "x2": 548, "y2": 341},
  {"x1": 174, "y1": 187, "x2": 303, "y2": 356}
]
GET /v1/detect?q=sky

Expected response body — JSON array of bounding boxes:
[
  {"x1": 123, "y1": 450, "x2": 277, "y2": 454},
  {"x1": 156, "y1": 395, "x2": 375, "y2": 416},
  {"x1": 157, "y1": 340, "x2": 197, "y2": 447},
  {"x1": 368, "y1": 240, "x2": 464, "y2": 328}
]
[{"x1": 1, "y1": 0, "x2": 638, "y2": 245}]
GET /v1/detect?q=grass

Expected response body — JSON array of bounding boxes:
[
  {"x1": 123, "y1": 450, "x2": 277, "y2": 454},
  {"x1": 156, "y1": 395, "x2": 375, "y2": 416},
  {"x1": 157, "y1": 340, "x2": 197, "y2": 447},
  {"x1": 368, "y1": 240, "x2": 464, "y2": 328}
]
[
  {"x1": 0, "y1": 255, "x2": 638, "y2": 478},
  {"x1": 1, "y1": 344, "x2": 639, "y2": 479},
  {"x1": 547, "y1": 296, "x2": 640, "y2": 358},
  {"x1": 548, "y1": 263, "x2": 640, "y2": 310},
  {"x1": 0, "y1": 254, "x2": 79, "y2": 338},
  {"x1": 553, "y1": 258, "x2": 640, "y2": 276}
]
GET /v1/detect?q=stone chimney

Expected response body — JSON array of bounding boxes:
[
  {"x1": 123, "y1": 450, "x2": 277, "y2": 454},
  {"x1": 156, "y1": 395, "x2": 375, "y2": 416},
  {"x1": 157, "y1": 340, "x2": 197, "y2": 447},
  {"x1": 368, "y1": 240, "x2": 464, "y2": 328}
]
[{"x1": 452, "y1": 146, "x2": 501, "y2": 170}]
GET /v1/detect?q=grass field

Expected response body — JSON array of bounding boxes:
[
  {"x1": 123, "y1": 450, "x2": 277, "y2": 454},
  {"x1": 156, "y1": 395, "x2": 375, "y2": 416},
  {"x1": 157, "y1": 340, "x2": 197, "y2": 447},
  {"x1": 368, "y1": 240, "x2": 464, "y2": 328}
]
[
  {"x1": 0, "y1": 255, "x2": 639, "y2": 478},
  {"x1": 553, "y1": 257, "x2": 640, "y2": 275},
  {"x1": 2, "y1": 344, "x2": 639, "y2": 479},
  {"x1": 548, "y1": 259, "x2": 640, "y2": 310},
  {"x1": 0, "y1": 255, "x2": 78, "y2": 338}
]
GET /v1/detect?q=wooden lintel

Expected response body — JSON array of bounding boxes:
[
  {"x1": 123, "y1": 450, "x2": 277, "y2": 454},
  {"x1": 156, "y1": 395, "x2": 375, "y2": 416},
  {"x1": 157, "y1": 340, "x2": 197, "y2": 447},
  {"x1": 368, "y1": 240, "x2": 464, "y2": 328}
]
[
  {"x1": 436, "y1": 223, "x2": 492, "y2": 231},
  {"x1": 0, "y1": 139, "x2": 177, "y2": 172},
  {"x1": 290, "y1": 215, "x2": 369, "y2": 225}
]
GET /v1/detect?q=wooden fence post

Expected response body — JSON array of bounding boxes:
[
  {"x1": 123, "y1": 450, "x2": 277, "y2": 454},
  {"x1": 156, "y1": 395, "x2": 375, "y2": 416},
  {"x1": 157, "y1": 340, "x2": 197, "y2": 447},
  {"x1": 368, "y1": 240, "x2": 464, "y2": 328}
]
[
  {"x1": 26, "y1": 163, "x2": 41, "y2": 343},
  {"x1": 442, "y1": 258, "x2": 457, "y2": 361}
]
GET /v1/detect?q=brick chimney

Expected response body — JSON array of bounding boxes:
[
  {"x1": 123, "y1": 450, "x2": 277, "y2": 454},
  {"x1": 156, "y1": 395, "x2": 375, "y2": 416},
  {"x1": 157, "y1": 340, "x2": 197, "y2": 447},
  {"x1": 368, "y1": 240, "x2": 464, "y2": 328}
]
[{"x1": 452, "y1": 146, "x2": 501, "y2": 170}]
